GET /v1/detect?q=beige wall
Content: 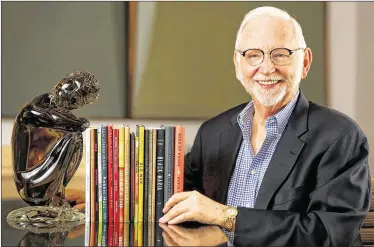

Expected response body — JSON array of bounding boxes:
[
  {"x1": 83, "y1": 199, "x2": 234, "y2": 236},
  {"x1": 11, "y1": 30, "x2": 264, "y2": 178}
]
[
  {"x1": 132, "y1": 2, "x2": 326, "y2": 119},
  {"x1": 1, "y1": 2, "x2": 127, "y2": 118},
  {"x1": 327, "y1": 2, "x2": 374, "y2": 173}
]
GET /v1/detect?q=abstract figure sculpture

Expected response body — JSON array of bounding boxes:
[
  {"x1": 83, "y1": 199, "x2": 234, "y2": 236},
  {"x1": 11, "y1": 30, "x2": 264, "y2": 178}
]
[{"x1": 7, "y1": 71, "x2": 99, "y2": 232}]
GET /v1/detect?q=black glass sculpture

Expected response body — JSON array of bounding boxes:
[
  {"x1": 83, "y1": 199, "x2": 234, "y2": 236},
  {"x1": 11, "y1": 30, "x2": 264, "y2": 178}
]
[
  {"x1": 18, "y1": 231, "x2": 68, "y2": 247},
  {"x1": 6, "y1": 71, "x2": 99, "y2": 232}
]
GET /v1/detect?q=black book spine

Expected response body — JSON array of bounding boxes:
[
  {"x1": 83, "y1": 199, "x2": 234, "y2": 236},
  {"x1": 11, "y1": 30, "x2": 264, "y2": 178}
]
[
  {"x1": 164, "y1": 126, "x2": 174, "y2": 204},
  {"x1": 94, "y1": 128, "x2": 99, "y2": 225},
  {"x1": 170, "y1": 127, "x2": 175, "y2": 196},
  {"x1": 155, "y1": 222, "x2": 164, "y2": 247},
  {"x1": 94, "y1": 222, "x2": 99, "y2": 247},
  {"x1": 155, "y1": 128, "x2": 165, "y2": 223},
  {"x1": 143, "y1": 129, "x2": 149, "y2": 244}
]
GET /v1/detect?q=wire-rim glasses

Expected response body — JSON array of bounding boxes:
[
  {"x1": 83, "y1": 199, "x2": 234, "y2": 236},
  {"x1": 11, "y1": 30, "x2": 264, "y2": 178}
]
[{"x1": 236, "y1": 47, "x2": 305, "y2": 66}]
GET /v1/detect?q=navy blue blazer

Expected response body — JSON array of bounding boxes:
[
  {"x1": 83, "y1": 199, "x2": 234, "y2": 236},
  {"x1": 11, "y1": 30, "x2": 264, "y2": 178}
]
[{"x1": 184, "y1": 91, "x2": 371, "y2": 247}]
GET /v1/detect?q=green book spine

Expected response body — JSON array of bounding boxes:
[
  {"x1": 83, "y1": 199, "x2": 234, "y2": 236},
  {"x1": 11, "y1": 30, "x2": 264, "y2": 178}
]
[{"x1": 101, "y1": 125, "x2": 108, "y2": 245}]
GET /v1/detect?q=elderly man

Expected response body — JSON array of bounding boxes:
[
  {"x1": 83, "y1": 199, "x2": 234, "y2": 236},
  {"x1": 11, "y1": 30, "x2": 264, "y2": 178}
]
[{"x1": 160, "y1": 6, "x2": 371, "y2": 247}]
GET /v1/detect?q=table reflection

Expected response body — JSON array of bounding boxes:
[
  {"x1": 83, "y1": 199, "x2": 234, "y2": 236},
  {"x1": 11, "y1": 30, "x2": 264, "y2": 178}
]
[
  {"x1": 3, "y1": 201, "x2": 232, "y2": 246},
  {"x1": 11, "y1": 221, "x2": 230, "y2": 246}
]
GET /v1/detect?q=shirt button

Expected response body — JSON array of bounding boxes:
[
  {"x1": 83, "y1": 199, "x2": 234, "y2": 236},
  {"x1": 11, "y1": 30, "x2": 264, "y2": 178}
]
[{"x1": 251, "y1": 169, "x2": 257, "y2": 175}]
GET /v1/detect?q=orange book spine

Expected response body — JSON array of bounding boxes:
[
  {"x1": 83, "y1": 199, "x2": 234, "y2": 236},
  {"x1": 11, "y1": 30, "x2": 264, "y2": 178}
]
[{"x1": 173, "y1": 126, "x2": 185, "y2": 193}]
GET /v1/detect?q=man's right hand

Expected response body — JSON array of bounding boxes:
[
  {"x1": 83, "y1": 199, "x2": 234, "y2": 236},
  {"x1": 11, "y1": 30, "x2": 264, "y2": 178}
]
[{"x1": 160, "y1": 223, "x2": 228, "y2": 246}]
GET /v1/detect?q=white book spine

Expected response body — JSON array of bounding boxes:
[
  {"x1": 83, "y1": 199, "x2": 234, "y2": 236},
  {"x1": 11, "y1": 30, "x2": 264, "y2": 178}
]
[{"x1": 84, "y1": 129, "x2": 91, "y2": 246}]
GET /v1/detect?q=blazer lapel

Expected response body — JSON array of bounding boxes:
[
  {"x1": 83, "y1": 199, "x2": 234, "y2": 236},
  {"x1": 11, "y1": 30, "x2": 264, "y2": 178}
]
[
  {"x1": 254, "y1": 92, "x2": 309, "y2": 209},
  {"x1": 215, "y1": 116, "x2": 243, "y2": 204}
]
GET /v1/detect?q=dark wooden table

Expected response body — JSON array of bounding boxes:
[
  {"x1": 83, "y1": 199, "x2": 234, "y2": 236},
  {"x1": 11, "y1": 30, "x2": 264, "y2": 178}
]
[{"x1": 2, "y1": 200, "x2": 230, "y2": 246}]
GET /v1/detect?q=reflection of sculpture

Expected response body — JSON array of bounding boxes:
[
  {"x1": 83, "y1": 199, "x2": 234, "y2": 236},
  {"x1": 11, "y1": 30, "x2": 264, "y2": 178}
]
[
  {"x1": 18, "y1": 223, "x2": 85, "y2": 247},
  {"x1": 7, "y1": 71, "x2": 99, "y2": 231},
  {"x1": 19, "y1": 231, "x2": 68, "y2": 247}
]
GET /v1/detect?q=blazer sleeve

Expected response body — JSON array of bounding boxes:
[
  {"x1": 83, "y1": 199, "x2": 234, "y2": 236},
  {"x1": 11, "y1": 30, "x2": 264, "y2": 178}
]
[
  {"x1": 184, "y1": 123, "x2": 204, "y2": 193},
  {"x1": 234, "y1": 126, "x2": 371, "y2": 247}
]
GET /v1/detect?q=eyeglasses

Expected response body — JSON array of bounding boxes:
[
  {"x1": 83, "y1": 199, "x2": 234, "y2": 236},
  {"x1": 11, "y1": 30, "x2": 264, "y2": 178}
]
[{"x1": 236, "y1": 47, "x2": 305, "y2": 66}]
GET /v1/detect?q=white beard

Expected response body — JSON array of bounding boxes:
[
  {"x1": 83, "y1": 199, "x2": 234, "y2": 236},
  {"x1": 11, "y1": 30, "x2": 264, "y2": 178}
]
[
  {"x1": 251, "y1": 81, "x2": 289, "y2": 107},
  {"x1": 238, "y1": 73, "x2": 299, "y2": 107}
]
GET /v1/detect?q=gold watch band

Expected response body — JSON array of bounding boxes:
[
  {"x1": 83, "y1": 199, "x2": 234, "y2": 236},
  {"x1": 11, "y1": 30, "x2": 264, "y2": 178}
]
[{"x1": 224, "y1": 206, "x2": 238, "y2": 231}]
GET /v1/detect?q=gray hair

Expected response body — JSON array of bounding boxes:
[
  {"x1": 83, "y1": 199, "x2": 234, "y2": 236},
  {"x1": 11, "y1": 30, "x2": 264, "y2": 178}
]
[{"x1": 235, "y1": 6, "x2": 307, "y2": 49}]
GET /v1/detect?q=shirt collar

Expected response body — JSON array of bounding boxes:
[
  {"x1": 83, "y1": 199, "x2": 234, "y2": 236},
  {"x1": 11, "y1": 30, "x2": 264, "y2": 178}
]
[{"x1": 237, "y1": 90, "x2": 300, "y2": 134}]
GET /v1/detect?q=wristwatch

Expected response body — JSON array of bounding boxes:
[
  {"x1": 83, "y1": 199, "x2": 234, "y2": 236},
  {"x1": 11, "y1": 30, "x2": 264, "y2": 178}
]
[{"x1": 224, "y1": 206, "x2": 238, "y2": 231}]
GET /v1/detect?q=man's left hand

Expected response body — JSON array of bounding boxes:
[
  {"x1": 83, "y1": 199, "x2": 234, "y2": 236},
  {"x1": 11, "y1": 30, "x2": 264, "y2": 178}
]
[{"x1": 160, "y1": 191, "x2": 228, "y2": 227}]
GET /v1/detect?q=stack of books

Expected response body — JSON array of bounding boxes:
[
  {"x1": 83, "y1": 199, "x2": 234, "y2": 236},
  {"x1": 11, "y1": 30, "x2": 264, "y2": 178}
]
[{"x1": 84, "y1": 125, "x2": 185, "y2": 246}]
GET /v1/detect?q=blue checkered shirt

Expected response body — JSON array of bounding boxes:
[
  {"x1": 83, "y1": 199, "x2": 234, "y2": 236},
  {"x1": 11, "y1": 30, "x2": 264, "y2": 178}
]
[{"x1": 224, "y1": 91, "x2": 299, "y2": 244}]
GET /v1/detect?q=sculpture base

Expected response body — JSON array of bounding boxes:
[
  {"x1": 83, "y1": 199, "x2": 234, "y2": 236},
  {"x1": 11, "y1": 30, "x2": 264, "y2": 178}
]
[{"x1": 6, "y1": 206, "x2": 85, "y2": 234}]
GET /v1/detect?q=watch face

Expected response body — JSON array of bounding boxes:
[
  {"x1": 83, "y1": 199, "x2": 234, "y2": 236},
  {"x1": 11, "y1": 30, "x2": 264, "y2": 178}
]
[{"x1": 228, "y1": 208, "x2": 236, "y2": 216}]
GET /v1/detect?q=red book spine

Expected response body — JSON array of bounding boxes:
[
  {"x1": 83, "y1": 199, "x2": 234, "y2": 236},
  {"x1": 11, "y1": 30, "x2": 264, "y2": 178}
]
[{"x1": 113, "y1": 128, "x2": 120, "y2": 247}]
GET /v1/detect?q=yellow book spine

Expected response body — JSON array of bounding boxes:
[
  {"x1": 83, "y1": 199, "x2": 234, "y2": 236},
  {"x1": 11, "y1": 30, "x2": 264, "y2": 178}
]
[
  {"x1": 137, "y1": 125, "x2": 145, "y2": 246},
  {"x1": 134, "y1": 133, "x2": 139, "y2": 245},
  {"x1": 118, "y1": 126, "x2": 125, "y2": 246},
  {"x1": 123, "y1": 126, "x2": 130, "y2": 246}
]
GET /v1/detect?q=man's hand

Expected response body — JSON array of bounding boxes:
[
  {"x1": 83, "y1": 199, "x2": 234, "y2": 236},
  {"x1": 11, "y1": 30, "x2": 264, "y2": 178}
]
[
  {"x1": 160, "y1": 191, "x2": 229, "y2": 227},
  {"x1": 65, "y1": 189, "x2": 85, "y2": 212},
  {"x1": 160, "y1": 223, "x2": 228, "y2": 246}
]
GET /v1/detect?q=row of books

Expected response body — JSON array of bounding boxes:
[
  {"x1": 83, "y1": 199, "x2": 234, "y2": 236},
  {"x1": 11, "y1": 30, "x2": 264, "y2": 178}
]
[
  {"x1": 84, "y1": 125, "x2": 185, "y2": 246},
  {"x1": 84, "y1": 222, "x2": 165, "y2": 247}
]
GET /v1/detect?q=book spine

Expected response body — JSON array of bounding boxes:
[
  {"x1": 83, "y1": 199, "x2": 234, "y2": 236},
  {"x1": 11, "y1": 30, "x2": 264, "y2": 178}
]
[
  {"x1": 90, "y1": 129, "x2": 97, "y2": 247},
  {"x1": 98, "y1": 129, "x2": 102, "y2": 246},
  {"x1": 138, "y1": 126, "x2": 145, "y2": 246},
  {"x1": 107, "y1": 125, "x2": 113, "y2": 247},
  {"x1": 85, "y1": 129, "x2": 91, "y2": 247},
  {"x1": 156, "y1": 128, "x2": 165, "y2": 222},
  {"x1": 147, "y1": 129, "x2": 153, "y2": 246},
  {"x1": 143, "y1": 129, "x2": 149, "y2": 246},
  {"x1": 164, "y1": 126, "x2": 174, "y2": 204},
  {"x1": 124, "y1": 223, "x2": 130, "y2": 247},
  {"x1": 113, "y1": 128, "x2": 120, "y2": 247},
  {"x1": 129, "y1": 132, "x2": 136, "y2": 246},
  {"x1": 85, "y1": 221, "x2": 90, "y2": 247},
  {"x1": 101, "y1": 126, "x2": 108, "y2": 247},
  {"x1": 102, "y1": 221, "x2": 107, "y2": 247},
  {"x1": 118, "y1": 126, "x2": 125, "y2": 213},
  {"x1": 134, "y1": 128, "x2": 139, "y2": 246},
  {"x1": 170, "y1": 127, "x2": 175, "y2": 195},
  {"x1": 118, "y1": 126, "x2": 125, "y2": 246},
  {"x1": 155, "y1": 222, "x2": 164, "y2": 247},
  {"x1": 102, "y1": 126, "x2": 108, "y2": 225},
  {"x1": 124, "y1": 126, "x2": 131, "y2": 246},
  {"x1": 174, "y1": 126, "x2": 185, "y2": 193},
  {"x1": 151, "y1": 129, "x2": 157, "y2": 247}
]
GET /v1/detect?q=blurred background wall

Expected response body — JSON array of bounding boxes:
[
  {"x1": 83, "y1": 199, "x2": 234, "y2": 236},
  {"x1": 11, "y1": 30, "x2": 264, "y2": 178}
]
[{"x1": 2, "y1": 2, "x2": 374, "y2": 198}]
